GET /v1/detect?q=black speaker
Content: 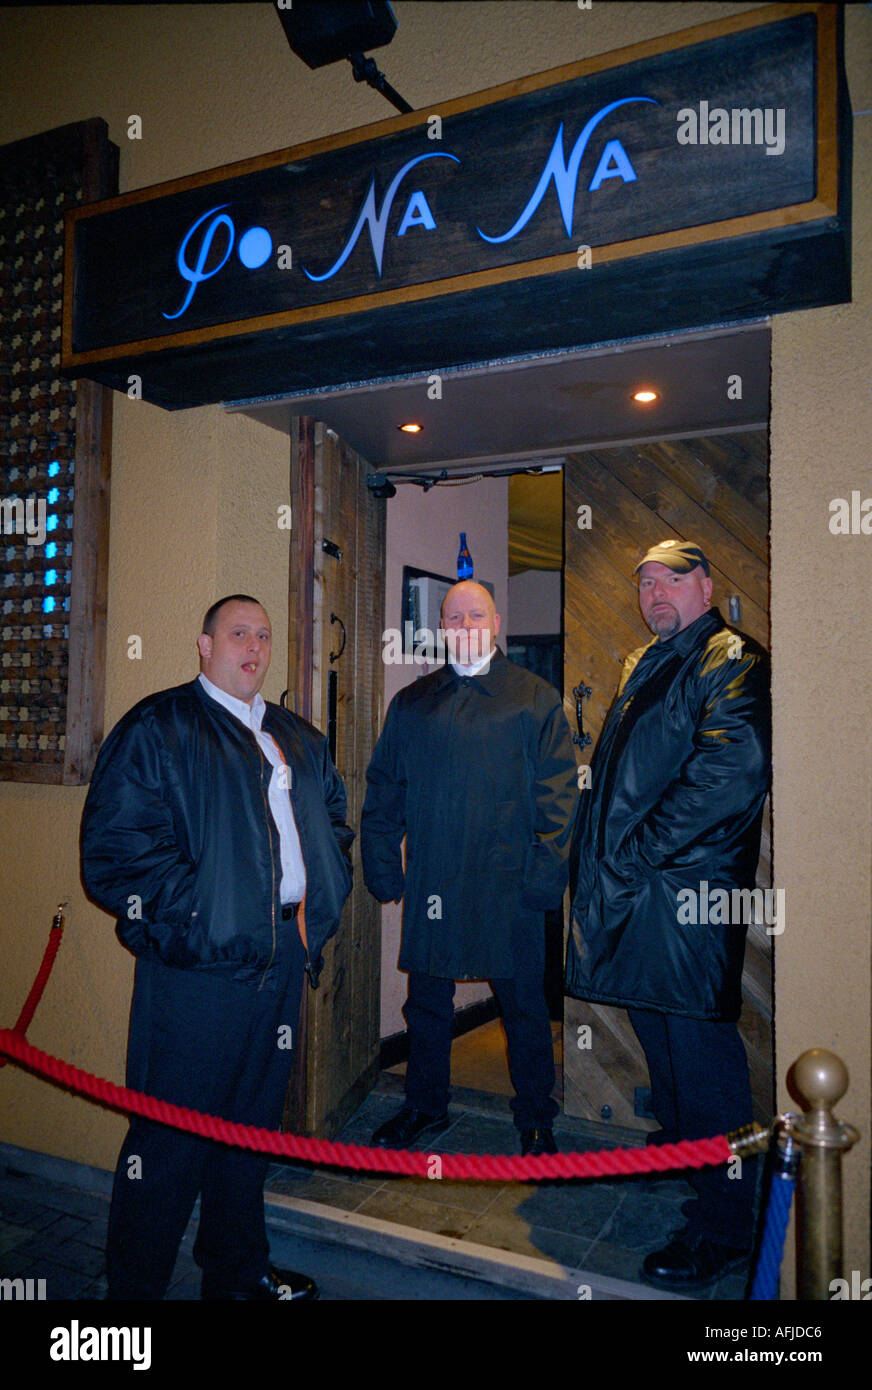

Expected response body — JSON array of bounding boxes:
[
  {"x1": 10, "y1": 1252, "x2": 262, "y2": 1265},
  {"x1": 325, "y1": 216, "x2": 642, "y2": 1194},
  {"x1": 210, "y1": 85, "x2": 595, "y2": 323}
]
[{"x1": 275, "y1": 1, "x2": 399, "y2": 70}]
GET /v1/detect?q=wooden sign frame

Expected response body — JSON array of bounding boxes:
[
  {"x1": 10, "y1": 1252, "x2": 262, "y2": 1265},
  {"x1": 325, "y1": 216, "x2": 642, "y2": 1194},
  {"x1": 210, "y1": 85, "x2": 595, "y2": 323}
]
[{"x1": 62, "y1": 3, "x2": 849, "y2": 411}]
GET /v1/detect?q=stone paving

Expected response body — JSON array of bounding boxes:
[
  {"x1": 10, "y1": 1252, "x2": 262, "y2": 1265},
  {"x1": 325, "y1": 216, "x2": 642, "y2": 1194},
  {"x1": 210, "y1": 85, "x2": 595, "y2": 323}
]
[{"x1": 264, "y1": 1073, "x2": 752, "y2": 1300}]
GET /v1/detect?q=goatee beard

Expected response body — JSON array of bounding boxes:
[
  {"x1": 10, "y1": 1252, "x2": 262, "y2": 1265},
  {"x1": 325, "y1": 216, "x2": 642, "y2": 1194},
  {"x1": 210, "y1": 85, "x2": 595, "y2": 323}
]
[{"x1": 648, "y1": 611, "x2": 679, "y2": 639}]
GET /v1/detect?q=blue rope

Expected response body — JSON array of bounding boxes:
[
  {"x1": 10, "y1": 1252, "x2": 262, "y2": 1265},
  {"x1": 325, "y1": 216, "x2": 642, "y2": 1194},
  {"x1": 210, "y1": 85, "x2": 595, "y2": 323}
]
[{"x1": 750, "y1": 1173, "x2": 796, "y2": 1299}]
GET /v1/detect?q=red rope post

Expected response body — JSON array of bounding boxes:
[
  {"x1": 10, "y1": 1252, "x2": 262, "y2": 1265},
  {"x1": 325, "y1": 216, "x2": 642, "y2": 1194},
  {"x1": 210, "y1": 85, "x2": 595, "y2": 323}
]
[{"x1": 0, "y1": 903, "x2": 65, "y2": 1069}]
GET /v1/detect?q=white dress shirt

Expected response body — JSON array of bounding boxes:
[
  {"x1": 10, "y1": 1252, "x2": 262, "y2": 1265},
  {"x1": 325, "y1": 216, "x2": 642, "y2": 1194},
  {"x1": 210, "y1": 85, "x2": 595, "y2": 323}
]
[
  {"x1": 450, "y1": 646, "x2": 497, "y2": 677},
  {"x1": 198, "y1": 673, "x2": 306, "y2": 903}
]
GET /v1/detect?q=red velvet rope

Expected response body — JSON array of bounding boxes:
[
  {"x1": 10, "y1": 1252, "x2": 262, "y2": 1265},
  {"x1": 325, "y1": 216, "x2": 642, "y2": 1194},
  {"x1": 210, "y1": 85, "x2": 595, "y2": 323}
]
[
  {"x1": 0, "y1": 1028, "x2": 731, "y2": 1180},
  {"x1": 1, "y1": 915, "x2": 733, "y2": 1180}
]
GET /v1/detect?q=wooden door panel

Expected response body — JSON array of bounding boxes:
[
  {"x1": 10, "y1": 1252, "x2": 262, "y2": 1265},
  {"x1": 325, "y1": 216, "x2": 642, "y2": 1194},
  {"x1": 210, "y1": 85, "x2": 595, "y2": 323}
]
[
  {"x1": 285, "y1": 418, "x2": 385, "y2": 1137},
  {"x1": 602, "y1": 449, "x2": 768, "y2": 611},
  {"x1": 641, "y1": 439, "x2": 768, "y2": 563},
  {"x1": 563, "y1": 1000, "x2": 652, "y2": 1129}
]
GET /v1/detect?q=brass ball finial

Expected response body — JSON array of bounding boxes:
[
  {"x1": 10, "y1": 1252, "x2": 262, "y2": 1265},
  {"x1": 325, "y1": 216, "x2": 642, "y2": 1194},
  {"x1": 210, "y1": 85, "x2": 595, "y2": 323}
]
[{"x1": 793, "y1": 1048, "x2": 849, "y2": 1111}]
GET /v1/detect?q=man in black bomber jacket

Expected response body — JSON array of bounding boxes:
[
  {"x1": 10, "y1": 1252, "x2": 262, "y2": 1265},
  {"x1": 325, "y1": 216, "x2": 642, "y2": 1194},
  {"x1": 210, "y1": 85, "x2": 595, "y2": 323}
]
[{"x1": 80, "y1": 595, "x2": 353, "y2": 1302}]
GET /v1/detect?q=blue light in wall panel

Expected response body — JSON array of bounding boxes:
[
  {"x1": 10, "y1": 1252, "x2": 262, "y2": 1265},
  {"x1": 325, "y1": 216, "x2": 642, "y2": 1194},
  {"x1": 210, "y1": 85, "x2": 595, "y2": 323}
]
[
  {"x1": 45, "y1": 569, "x2": 57, "y2": 585},
  {"x1": 48, "y1": 487, "x2": 60, "y2": 504},
  {"x1": 46, "y1": 515, "x2": 58, "y2": 532},
  {"x1": 47, "y1": 460, "x2": 60, "y2": 477},
  {"x1": 42, "y1": 597, "x2": 56, "y2": 613},
  {"x1": 45, "y1": 542, "x2": 57, "y2": 558}
]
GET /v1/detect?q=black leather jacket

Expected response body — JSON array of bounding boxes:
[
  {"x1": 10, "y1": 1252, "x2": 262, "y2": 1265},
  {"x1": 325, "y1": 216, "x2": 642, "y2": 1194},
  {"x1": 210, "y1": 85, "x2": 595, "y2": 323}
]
[
  {"x1": 565, "y1": 609, "x2": 771, "y2": 1021},
  {"x1": 80, "y1": 679, "x2": 353, "y2": 989}
]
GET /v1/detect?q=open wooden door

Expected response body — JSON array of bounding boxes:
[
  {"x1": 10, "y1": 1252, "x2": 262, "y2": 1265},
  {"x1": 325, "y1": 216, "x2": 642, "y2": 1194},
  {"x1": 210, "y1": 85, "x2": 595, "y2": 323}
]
[
  {"x1": 562, "y1": 430, "x2": 773, "y2": 1129},
  {"x1": 285, "y1": 417, "x2": 386, "y2": 1137}
]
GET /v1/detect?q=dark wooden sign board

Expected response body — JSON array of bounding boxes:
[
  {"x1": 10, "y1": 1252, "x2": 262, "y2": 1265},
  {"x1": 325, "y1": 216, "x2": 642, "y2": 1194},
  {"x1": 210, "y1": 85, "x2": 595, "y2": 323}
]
[{"x1": 62, "y1": 3, "x2": 850, "y2": 411}]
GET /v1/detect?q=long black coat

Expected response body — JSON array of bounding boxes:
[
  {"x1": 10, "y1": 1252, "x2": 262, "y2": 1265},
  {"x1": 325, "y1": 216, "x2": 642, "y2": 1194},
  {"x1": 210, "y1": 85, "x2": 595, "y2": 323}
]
[
  {"x1": 565, "y1": 609, "x2": 771, "y2": 1021},
  {"x1": 361, "y1": 650, "x2": 578, "y2": 979}
]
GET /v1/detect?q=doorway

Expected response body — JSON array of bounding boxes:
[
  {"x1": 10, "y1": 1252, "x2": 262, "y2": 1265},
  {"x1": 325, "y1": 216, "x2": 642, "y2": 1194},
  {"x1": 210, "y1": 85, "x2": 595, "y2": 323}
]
[
  {"x1": 374, "y1": 424, "x2": 772, "y2": 1134},
  {"x1": 243, "y1": 323, "x2": 773, "y2": 1140}
]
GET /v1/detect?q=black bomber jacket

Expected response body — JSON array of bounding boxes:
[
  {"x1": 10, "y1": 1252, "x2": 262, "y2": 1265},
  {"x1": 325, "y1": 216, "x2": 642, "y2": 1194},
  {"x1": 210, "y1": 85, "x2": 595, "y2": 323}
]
[{"x1": 80, "y1": 679, "x2": 353, "y2": 989}]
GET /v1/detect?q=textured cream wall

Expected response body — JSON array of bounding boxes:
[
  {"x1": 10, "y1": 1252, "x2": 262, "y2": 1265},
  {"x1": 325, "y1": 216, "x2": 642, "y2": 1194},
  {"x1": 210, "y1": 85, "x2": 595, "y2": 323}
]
[
  {"x1": 770, "y1": 13, "x2": 872, "y2": 1280},
  {"x1": 0, "y1": 2, "x2": 868, "y2": 1289}
]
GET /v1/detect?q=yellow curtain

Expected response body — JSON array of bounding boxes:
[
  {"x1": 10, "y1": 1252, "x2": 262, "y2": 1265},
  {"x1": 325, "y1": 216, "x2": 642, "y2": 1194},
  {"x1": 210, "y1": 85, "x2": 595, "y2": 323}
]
[{"x1": 508, "y1": 472, "x2": 563, "y2": 575}]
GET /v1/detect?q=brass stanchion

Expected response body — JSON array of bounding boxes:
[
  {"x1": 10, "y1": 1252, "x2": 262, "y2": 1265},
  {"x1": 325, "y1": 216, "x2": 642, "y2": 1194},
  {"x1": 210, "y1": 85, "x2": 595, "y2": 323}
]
[{"x1": 791, "y1": 1048, "x2": 859, "y2": 1300}]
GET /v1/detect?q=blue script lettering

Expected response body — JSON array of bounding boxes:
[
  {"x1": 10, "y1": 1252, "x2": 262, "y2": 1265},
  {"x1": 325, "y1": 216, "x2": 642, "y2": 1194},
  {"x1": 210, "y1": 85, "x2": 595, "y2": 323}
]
[
  {"x1": 163, "y1": 204, "x2": 235, "y2": 320},
  {"x1": 162, "y1": 99, "x2": 656, "y2": 316},
  {"x1": 476, "y1": 97, "x2": 657, "y2": 243},
  {"x1": 301, "y1": 153, "x2": 459, "y2": 282},
  {"x1": 397, "y1": 190, "x2": 437, "y2": 236}
]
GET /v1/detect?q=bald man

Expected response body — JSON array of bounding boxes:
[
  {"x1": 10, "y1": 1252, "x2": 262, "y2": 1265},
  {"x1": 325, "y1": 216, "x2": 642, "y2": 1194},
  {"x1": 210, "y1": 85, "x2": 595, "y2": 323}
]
[{"x1": 361, "y1": 581, "x2": 578, "y2": 1155}]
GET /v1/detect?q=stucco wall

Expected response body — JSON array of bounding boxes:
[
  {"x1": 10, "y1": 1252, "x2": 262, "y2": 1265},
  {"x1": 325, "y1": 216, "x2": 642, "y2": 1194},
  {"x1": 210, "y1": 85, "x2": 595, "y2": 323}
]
[
  {"x1": 769, "y1": 63, "x2": 872, "y2": 1281},
  {"x1": 0, "y1": 2, "x2": 869, "y2": 1287}
]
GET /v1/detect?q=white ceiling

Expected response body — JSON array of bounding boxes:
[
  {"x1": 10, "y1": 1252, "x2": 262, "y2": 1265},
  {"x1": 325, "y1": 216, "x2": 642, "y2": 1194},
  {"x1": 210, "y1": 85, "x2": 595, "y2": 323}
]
[{"x1": 234, "y1": 322, "x2": 770, "y2": 473}]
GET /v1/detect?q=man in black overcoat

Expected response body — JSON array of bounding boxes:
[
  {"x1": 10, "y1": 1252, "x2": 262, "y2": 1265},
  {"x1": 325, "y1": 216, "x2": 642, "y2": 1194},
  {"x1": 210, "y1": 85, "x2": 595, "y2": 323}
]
[
  {"x1": 565, "y1": 540, "x2": 772, "y2": 1290},
  {"x1": 361, "y1": 580, "x2": 578, "y2": 1155}
]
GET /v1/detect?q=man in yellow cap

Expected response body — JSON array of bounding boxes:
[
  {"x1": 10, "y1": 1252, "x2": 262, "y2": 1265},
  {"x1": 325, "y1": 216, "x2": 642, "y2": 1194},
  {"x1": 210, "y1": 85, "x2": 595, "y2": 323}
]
[{"x1": 566, "y1": 540, "x2": 771, "y2": 1291}]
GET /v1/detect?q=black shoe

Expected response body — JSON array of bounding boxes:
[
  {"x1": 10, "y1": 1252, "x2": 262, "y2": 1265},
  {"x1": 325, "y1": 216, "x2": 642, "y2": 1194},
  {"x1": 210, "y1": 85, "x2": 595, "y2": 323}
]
[
  {"x1": 203, "y1": 1267, "x2": 318, "y2": 1301},
  {"x1": 520, "y1": 1126, "x2": 558, "y2": 1157},
  {"x1": 641, "y1": 1233, "x2": 749, "y2": 1291},
  {"x1": 371, "y1": 1106, "x2": 451, "y2": 1148}
]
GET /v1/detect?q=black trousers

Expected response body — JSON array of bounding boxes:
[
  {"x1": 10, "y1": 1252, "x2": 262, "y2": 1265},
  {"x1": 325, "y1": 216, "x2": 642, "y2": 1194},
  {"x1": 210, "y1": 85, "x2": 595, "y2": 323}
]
[
  {"x1": 404, "y1": 970, "x2": 558, "y2": 1130},
  {"x1": 106, "y1": 931, "x2": 305, "y2": 1299},
  {"x1": 628, "y1": 1007, "x2": 758, "y2": 1248}
]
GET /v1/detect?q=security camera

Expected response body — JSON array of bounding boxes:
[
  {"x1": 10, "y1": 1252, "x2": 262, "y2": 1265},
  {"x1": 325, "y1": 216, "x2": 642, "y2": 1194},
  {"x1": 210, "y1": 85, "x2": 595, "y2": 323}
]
[{"x1": 366, "y1": 474, "x2": 397, "y2": 499}]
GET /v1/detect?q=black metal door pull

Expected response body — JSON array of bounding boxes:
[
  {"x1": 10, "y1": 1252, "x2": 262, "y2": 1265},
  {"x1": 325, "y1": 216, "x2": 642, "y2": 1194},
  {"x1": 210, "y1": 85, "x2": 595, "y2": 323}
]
[
  {"x1": 573, "y1": 681, "x2": 592, "y2": 749},
  {"x1": 329, "y1": 613, "x2": 346, "y2": 664}
]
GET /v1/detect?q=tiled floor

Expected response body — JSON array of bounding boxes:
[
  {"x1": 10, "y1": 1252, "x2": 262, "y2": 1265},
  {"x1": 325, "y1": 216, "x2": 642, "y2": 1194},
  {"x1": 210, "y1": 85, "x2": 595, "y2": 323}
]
[
  {"x1": 263, "y1": 1071, "x2": 753, "y2": 1299},
  {"x1": 0, "y1": 1163, "x2": 116, "y2": 1302}
]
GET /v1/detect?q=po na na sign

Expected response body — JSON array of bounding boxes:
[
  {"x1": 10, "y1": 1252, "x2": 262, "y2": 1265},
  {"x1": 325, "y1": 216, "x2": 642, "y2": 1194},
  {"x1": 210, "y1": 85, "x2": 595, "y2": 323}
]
[{"x1": 62, "y1": 3, "x2": 850, "y2": 410}]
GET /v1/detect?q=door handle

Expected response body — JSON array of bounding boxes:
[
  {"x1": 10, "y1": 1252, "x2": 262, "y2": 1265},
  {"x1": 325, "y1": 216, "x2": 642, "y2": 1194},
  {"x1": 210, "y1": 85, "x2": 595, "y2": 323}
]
[
  {"x1": 573, "y1": 681, "x2": 592, "y2": 749},
  {"x1": 329, "y1": 612, "x2": 346, "y2": 664}
]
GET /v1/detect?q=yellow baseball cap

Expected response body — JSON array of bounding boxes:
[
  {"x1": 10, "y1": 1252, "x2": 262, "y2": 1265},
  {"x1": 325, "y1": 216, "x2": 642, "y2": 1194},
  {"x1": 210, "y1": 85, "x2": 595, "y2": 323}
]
[{"x1": 634, "y1": 539, "x2": 710, "y2": 576}]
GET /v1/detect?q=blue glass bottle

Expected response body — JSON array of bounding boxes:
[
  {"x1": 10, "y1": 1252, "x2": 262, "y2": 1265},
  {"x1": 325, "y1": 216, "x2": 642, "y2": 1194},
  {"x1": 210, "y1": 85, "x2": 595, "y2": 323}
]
[{"x1": 457, "y1": 532, "x2": 473, "y2": 580}]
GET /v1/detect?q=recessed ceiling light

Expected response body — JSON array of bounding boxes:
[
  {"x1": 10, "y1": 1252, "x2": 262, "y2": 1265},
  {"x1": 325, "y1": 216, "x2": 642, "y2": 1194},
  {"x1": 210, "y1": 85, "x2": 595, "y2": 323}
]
[
  {"x1": 398, "y1": 422, "x2": 423, "y2": 433},
  {"x1": 632, "y1": 389, "x2": 659, "y2": 404}
]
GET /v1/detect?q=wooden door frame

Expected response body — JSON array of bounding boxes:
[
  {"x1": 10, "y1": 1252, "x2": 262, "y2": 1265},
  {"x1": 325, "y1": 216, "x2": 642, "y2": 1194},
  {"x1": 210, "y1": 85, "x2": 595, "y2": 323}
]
[
  {"x1": 283, "y1": 414, "x2": 386, "y2": 1135},
  {"x1": 283, "y1": 415, "x2": 315, "y2": 1131}
]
